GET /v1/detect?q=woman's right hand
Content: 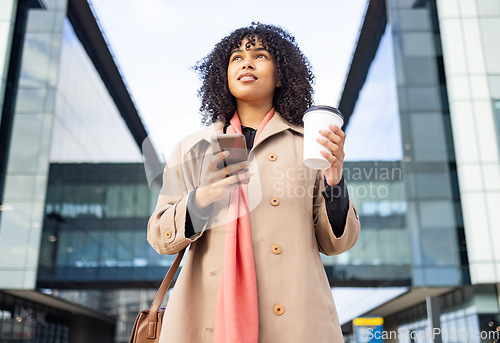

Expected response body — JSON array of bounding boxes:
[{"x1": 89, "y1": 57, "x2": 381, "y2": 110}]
[{"x1": 193, "y1": 151, "x2": 252, "y2": 209}]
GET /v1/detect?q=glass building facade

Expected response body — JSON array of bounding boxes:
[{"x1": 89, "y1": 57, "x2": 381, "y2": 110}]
[
  {"x1": 322, "y1": 161, "x2": 410, "y2": 286},
  {"x1": 0, "y1": 0, "x2": 151, "y2": 341},
  {"x1": 339, "y1": 0, "x2": 500, "y2": 341},
  {"x1": 0, "y1": 0, "x2": 67, "y2": 291},
  {"x1": 388, "y1": 0, "x2": 467, "y2": 287},
  {"x1": 437, "y1": 0, "x2": 500, "y2": 285},
  {"x1": 50, "y1": 19, "x2": 142, "y2": 163},
  {"x1": 37, "y1": 163, "x2": 168, "y2": 288},
  {"x1": 344, "y1": 0, "x2": 467, "y2": 287}
]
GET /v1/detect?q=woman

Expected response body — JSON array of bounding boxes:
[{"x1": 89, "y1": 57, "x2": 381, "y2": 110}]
[{"x1": 148, "y1": 22, "x2": 360, "y2": 343}]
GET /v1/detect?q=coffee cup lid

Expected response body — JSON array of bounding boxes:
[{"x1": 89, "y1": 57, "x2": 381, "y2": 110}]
[{"x1": 303, "y1": 105, "x2": 344, "y2": 120}]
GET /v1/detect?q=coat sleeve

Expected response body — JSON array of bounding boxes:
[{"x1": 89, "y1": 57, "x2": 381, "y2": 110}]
[
  {"x1": 312, "y1": 171, "x2": 361, "y2": 256},
  {"x1": 147, "y1": 142, "x2": 209, "y2": 255}
]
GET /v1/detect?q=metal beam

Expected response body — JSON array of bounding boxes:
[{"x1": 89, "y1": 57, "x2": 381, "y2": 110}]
[{"x1": 66, "y1": 0, "x2": 149, "y2": 150}]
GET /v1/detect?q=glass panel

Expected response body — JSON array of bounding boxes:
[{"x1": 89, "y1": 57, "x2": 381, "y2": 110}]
[
  {"x1": 321, "y1": 162, "x2": 410, "y2": 283},
  {"x1": 0, "y1": 23, "x2": 13, "y2": 92},
  {"x1": 50, "y1": 20, "x2": 142, "y2": 163},
  {"x1": 18, "y1": 33, "x2": 56, "y2": 88},
  {"x1": 436, "y1": 0, "x2": 460, "y2": 18},
  {"x1": 485, "y1": 193, "x2": 500, "y2": 263},
  {"x1": 401, "y1": 32, "x2": 436, "y2": 57},
  {"x1": 415, "y1": 173, "x2": 452, "y2": 198},
  {"x1": 0, "y1": 0, "x2": 15, "y2": 21},
  {"x1": 407, "y1": 87, "x2": 442, "y2": 111},
  {"x1": 39, "y1": 163, "x2": 157, "y2": 285},
  {"x1": 462, "y1": 18, "x2": 486, "y2": 75},
  {"x1": 397, "y1": 9, "x2": 431, "y2": 31},
  {"x1": 6, "y1": 114, "x2": 47, "y2": 173},
  {"x1": 458, "y1": 0, "x2": 478, "y2": 17},
  {"x1": 476, "y1": 0, "x2": 500, "y2": 16},
  {"x1": 403, "y1": 57, "x2": 438, "y2": 86},
  {"x1": 470, "y1": 75, "x2": 489, "y2": 99},
  {"x1": 489, "y1": 76, "x2": 500, "y2": 98},
  {"x1": 410, "y1": 113, "x2": 448, "y2": 162},
  {"x1": 494, "y1": 100, "x2": 500, "y2": 156},
  {"x1": 345, "y1": 23, "x2": 402, "y2": 161},
  {"x1": 387, "y1": 0, "x2": 417, "y2": 9},
  {"x1": 420, "y1": 228, "x2": 459, "y2": 266},
  {"x1": 26, "y1": 9, "x2": 57, "y2": 32},
  {"x1": 419, "y1": 201, "x2": 456, "y2": 228},
  {"x1": 479, "y1": 18, "x2": 500, "y2": 73},
  {"x1": 458, "y1": 164, "x2": 484, "y2": 192},
  {"x1": 461, "y1": 193, "x2": 493, "y2": 262},
  {"x1": 0, "y1": 204, "x2": 32, "y2": 269},
  {"x1": 439, "y1": 20, "x2": 467, "y2": 75},
  {"x1": 14, "y1": 89, "x2": 48, "y2": 112},
  {"x1": 2, "y1": 175, "x2": 36, "y2": 200},
  {"x1": 423, "y1": 267, "x2": 460, "y2": 286}
]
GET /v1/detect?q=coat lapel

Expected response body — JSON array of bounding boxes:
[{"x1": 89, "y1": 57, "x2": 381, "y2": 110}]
[{"x1": 251, "y1": 111, "x2": 303, "y2": 151}]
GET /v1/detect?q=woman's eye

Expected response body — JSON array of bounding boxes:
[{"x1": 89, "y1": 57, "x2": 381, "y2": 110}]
[
  {"x1": 256, "y1": 54, "x2": 267, "y2": 59},
  {"x1": 232, "y1": 56, "x2": 242, "y2": 61}
]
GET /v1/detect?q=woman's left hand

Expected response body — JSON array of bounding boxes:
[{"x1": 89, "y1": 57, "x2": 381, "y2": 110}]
[{"x1": 317, "y1": 124, "x2": 346, "y2": 187}]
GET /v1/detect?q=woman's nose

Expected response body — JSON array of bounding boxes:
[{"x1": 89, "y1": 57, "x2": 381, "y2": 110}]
[{"x1": 242, "y1": 60, "x2": 254, "y2": 69}]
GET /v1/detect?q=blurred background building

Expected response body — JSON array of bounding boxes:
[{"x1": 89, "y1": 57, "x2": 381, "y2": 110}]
[
  {"x1": 0, "y1": 0, "x2": 160, "y2": 340},
  {"x1": 336, "y1": 0, "x2": 500, "y2": 341},
  {"x1": 0, "y1": 0, "x2": 498, "y2": 342}
]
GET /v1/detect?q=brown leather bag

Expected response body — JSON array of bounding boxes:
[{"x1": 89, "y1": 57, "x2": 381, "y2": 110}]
[{"x1": 129, "y1": 248, "x2": 186, "y2": 343}]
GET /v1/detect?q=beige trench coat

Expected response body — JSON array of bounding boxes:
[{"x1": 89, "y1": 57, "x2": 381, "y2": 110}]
[{"x1": 148, "y1": 112, "x2": 361, "y2": 343}]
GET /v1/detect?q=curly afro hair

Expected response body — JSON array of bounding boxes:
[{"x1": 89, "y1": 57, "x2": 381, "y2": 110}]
[{"x1": 193, "y1": 22, "x2": 315, "y2": 126}]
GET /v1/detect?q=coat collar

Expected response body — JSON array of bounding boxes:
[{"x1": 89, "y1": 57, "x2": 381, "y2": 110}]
[{"x1": 183, "y1": 112, "x2": 303, "y2": 155}]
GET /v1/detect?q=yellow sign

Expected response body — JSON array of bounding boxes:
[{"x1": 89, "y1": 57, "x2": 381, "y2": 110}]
[{"x1": 353, "y1": 317, "x2": 384, "y2": 326}]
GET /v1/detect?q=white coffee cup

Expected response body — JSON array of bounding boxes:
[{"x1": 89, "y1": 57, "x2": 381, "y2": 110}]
[{"x1": 303, "y1": 105, "x2": 344, "y2": 170}]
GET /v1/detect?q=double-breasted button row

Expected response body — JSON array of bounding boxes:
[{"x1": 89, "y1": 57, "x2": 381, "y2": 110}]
[
  {"x1": 273, "y1": 304, "x2": 285, "y2": 316},
  {"x1": 270, "y1": 197, "x2": 280, "y2": 206}
]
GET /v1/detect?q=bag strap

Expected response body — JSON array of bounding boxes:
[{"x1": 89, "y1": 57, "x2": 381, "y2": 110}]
[{"x1": 146, "y1": 248, "x2": 186, "y2": 339}]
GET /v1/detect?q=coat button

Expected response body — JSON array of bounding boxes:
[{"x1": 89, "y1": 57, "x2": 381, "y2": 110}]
[
  {"x1": 267, "y1": 153, "x2": 277, "y2": 162},
  {"x1": 270, "y1": 197, "x2": 280, "y2": 206},
  {"x1": 165, "y1": 231, "x2": 172, "y2": 239},
  {"x1": 273, "y1": 304, "x2": 285, "y2": 316},
  {"x1": 271, "y1": 244, "x2": 281, "y2": 255}
]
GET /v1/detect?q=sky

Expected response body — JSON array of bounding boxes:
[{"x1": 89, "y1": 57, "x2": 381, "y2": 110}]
[{"x1": 89, "y1": 0, "x2": 378, "y2": 161}]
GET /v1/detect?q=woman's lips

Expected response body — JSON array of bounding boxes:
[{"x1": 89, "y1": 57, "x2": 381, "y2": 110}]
[{"x1": 238, "y1": 73, "x2": 257, "y2": 81}]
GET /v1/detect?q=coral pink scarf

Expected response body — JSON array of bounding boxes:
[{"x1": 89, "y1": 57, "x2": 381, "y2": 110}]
[{"x1": 214, "y1": 108, "x2": 274, "y2": 343}]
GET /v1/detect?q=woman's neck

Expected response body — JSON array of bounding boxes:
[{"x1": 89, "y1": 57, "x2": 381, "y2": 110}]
[{"x1": 236, "y1": 101, "x2": 273, "y2": 129}]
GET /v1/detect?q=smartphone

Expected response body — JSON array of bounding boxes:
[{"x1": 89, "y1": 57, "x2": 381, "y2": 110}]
[{"x1": 211, "y1": 134, "x2": 248, "y2": 169}]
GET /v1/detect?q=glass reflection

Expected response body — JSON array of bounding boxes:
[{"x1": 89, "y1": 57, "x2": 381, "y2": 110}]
[{"x1": 50, "y1": 19, "x2": 142, "y2": 163}]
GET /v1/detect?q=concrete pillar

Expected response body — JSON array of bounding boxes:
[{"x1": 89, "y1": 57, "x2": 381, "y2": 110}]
[{"x1": 426, "y1": 296, "x2": 442, "y2": 343}]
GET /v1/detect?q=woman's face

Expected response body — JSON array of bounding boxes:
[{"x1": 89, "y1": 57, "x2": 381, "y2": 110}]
[{"x1": 227, "y1": 37, "x2": 278, "y2": 107}]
